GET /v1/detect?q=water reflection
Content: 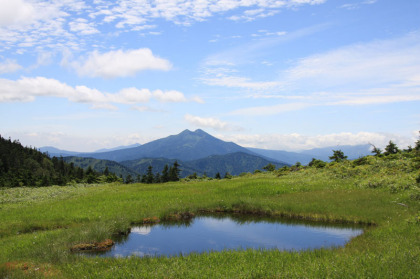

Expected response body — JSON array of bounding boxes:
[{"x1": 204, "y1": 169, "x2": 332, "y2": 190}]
[{"x1": 100, "y1": 214, "x2": 365, "y2": 258}]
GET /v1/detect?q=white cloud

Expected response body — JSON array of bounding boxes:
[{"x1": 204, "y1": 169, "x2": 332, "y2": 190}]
[
  {"x1": 0, "y1": 0, "x2": 36, "y2": 27},
  {"x1": 200, "y1": 65, "x2": 281, "y2": 90},
  {"x1": 153, "y1": 90, "x2": 187, "y2": 102},
  {"x1": 69, "y1": 18, "x2": 99, "y2": 35},
  {"x1": 112, "y1": 88, "x2": 152, "y2": 104},
  {"x1": 97, "y1": 0, "x2": 326, "y2": 28},
  {"x1": 0, "y1": 59, "x2": 22, "y2": 73},
  {"x1": 231, "y1": 102, "x2": 312, "y2": 116},
  {"x1": 74, "y1": 48, "x2": 172, "y2": 78},
  {"x1": 0, "y1": 76, "x2": 190, "y2": 107},
  {"x1": 0, "y1": 0, "x2": 327, "y2": 51},
  {"x1": 131, "y1": 105, "x2": 164, "y2": 112},
  {"x1": 220, "y1": 131, "x2": 415, "y2": 151},
  {"x1": 0, "y1": 0, "x2": 86, "y2": 50},
  {"x1": 202, "y1": 75, "x2": 281, "y2": 90},
  {"x1": 185, "y1": 114, "x2": 231, "y2": 131}
]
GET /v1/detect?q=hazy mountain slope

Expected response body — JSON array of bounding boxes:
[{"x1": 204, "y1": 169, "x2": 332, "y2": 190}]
[
  {"x1": 38, "y1": 146, "x2": 80, "y2": 157},
  {"x1": 94, "y1": 143, "x2": 141, "y2": 153},
  {"x1": 300, "y1": 144, "x2": 372, "y2": 161},
  {"x1": 247, "y1": 148, "x2": 314, "y2": 165},
  {"x1": 249, "y1": 144, "x2": 372, "y2": 165}
]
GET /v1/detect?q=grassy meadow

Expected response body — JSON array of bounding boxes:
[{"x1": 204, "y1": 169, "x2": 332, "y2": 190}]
[{"x1": 1, "y1": 154, "x2": 419, "y2": 278}]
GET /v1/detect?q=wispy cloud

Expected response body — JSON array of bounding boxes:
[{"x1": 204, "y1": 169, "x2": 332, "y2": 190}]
[
  {"x1": 231, "y1": 102, "x2": 312, "y2": 116},
  {"x1": 0, "y1": 59, "x2": 22, "y2": 73},
  {"x1": 0, "y1": 0, "x2": 327, "y2": 51},
  {"x1": 233, "y1": 31, "x2": 420, "y2": 113},
  {"x1": 201, "y1": 74, "x2": 281, "y2": 90}
]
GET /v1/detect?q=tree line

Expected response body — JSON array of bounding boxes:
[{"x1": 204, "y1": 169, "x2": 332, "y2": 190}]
[{"x1": 124, "y1": 161, "x2": 181, "y2": 184}]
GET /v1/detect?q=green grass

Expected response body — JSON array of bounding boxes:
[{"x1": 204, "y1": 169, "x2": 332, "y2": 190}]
[{"x1": 1, "y1": 155, "x2": 419, "y2": 278}]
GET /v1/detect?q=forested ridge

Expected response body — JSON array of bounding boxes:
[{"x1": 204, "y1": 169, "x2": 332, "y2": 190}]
[{"x1": 0, "y1": 135, "x2": 118, "y2": 187}]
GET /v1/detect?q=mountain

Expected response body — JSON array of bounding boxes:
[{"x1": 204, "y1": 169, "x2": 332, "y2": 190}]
[
  {"x1": 247, "y1": 148, "x2": 314, "y2": 166},
  {"x1": 249, "y1": 144, "x2": 373, "y2": 165},
  {"x1": 300, "y1": 144, "x2": 372, "y2": 162},
  {"x1": 77, "y1": 129, "x2": 252, "y2": 162},
  {"x1": 38, "y1": 146, "x2": 79, "y2": 157},
  {"x1": 63, "y1": 157, "x2": 138, "y2": 179}
]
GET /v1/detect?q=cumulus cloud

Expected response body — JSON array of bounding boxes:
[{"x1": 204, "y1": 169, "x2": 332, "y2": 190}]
[
  {"x1": 0, "y1": 59, "x2": 22, "y2": 73},
  {"x1": 184, "y1": 114, "x2": 242, "y2": 131},
  {"x1": 0, "y1": 76, "x2": 196, "y2": 107},
  {"x1": 185, "y1": 114, "x2": 229, "y2": 131},
  {"x1": 73, "y1": 48, "x2": 172, "y2": 78}
]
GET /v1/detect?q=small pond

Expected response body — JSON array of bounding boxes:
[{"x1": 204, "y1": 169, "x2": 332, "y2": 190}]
[{"x1": 100, "y1": 214, "x2": 364, "y2": 258}]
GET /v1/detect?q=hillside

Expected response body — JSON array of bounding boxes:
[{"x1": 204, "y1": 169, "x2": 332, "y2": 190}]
[{"x1": 0, "y1": 136, "x2": 92, "y2": 187}]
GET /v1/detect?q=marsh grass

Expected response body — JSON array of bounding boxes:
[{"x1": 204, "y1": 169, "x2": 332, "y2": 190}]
[{"x1": 1, "y1": 155, "x2": 419, "y2": 278}]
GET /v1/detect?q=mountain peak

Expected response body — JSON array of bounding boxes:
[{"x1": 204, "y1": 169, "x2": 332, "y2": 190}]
[{"x1": 194, "y1": 129, "x2": 208, "y2": 135}]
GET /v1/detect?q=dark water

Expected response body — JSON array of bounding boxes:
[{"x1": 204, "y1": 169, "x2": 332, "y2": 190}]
[{"x1": 100, "y1": 215, "x2": 364, "y2": 258}]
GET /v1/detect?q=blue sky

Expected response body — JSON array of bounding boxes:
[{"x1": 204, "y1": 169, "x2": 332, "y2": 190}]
[{"x1": 0, "y1": 0, "x2": 419, "y2": 151}]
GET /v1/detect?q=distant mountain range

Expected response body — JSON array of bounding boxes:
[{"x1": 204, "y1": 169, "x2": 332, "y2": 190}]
[
  {"x1": 249, "y1": 144, "x2": 372, "y2": 165},
  {"x1": 40, "y1": 129, "x2": 372, "y2": 178}
]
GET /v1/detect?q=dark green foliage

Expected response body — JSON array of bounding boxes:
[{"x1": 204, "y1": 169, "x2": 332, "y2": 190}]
[
  {"x1": 188, "y1": 172, "x2": 198, "y2": 179},
  {"x1": 329, "y1": 150, "x2": 347, "y2": 162},
  {"x1": 215, "y1": 172, "x2": 221, "y2": 179},
  {"x1": 125, "y1": 174, "x2": 134, "y2": 184},
  {"x1": 169, "y1": 161, "x2": 181, "y2": 181},
  {"x1": 308, "y1": 158, "x2": 326, "y2": 168},
  {"x1": 0, "y1": 135, "x2": 94, "y2": 187},
  {"x1": 146, "y1": 165, "x2": 154, "y2": 184},
  {"x1": 224, "y1": 172, "x2": 232, "y2": 179},
  {"x1": 262, "y1": 163, "x2": 276, "y2": 172},
  {"x1": 161, "y1": 164, "x2": 169, "y2": 182},
  {"x1": 384, "y1": 140, "x2": 399, "y2": 155},
  {"x1": 352, "y1": 156, "x2": 369, "y2": 166},
  {"x1": 370, "y1": 144, "x2": 382, "y2": 156}
]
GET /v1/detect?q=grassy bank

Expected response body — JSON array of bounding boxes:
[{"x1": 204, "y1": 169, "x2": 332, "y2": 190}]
[{"x1": 1, "y1": 155, "x2": 419, "y2": 278}]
